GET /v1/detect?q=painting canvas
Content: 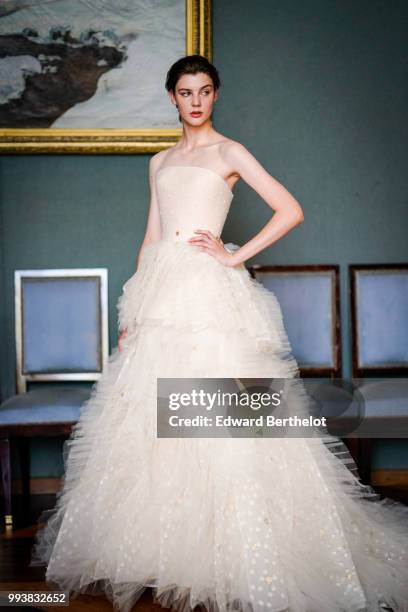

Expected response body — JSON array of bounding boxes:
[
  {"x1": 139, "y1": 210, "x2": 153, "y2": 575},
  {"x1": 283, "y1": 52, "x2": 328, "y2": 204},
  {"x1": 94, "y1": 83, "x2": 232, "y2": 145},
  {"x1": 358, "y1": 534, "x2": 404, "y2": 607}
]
[{"x1": 0, "y1": 0, "x2": 212, "y2": 152}]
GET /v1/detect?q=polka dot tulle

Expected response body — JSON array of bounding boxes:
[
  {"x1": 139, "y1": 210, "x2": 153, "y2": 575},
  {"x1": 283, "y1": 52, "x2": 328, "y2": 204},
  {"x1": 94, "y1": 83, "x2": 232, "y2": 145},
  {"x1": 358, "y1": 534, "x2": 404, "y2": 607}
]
[{"x1": 30, "y1": 167, "x2": 408, "y2": 612}]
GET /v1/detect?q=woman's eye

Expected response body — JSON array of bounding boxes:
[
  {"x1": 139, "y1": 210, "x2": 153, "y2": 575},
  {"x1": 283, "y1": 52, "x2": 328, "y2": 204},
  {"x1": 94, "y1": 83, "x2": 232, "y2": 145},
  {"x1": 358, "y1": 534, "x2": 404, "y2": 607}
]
[{"x1": 180, "y1": 90, "x2": 210, "y2": 97}]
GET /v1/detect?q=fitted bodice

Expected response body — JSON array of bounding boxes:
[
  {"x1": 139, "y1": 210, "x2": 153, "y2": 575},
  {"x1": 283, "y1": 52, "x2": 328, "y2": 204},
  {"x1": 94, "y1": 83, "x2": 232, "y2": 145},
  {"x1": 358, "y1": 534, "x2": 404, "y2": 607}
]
[{"x1": 156, "y1": 166, "x2": 234, "y2": 242}]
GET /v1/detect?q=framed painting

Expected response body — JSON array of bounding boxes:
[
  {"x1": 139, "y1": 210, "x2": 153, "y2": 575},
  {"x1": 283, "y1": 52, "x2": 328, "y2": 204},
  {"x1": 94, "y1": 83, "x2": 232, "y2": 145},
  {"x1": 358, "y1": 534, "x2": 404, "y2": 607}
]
[{"x1": 0, "y1": 0, "x2": 212, "y2": 154}]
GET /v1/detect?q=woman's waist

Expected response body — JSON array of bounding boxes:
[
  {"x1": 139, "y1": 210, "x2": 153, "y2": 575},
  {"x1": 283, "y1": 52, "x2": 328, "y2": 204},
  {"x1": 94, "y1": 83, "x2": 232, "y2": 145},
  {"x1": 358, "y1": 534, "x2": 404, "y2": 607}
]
[
  {"x1": 147, "y1": 237, "x2": 240, "y2": 256},
  {"x1": 160, "y1": 223, "x2": 224, "y2": 243}
]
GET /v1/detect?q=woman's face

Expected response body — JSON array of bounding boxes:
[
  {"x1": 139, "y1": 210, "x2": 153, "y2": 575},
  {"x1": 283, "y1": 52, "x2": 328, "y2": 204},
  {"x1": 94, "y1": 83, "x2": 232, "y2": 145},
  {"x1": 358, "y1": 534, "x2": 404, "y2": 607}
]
[{"x1": 170, "y1": 71, "x2": 218, "y2": 125}]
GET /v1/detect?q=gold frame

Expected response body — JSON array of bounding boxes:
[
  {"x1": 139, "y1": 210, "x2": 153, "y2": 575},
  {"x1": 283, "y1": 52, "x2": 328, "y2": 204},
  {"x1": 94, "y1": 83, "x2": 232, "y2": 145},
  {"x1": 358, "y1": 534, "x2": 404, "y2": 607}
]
[{"x1": 0, "y1": 0, "x2": 212, "y2": 154}]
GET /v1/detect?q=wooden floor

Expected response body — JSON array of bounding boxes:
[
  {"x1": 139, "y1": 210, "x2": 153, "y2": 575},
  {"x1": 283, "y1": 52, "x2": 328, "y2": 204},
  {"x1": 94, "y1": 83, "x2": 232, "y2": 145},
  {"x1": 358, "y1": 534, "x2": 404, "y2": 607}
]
[
  {"x1": 1, "y1": 490, "x2": 405, "y2": 611},
  {"x1": 0, "y1": 495, "x2": 166, "y2": 611}
]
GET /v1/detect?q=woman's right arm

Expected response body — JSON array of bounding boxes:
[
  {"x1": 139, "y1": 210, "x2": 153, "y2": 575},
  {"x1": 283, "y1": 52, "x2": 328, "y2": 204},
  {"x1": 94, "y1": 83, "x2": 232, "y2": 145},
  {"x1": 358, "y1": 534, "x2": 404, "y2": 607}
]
[
  {"x1": 135, "y1": 153, "x2": 163, "y2": 272},
  {"x1": 119, "y1": 154, "x2": 163, "y2": 350}
]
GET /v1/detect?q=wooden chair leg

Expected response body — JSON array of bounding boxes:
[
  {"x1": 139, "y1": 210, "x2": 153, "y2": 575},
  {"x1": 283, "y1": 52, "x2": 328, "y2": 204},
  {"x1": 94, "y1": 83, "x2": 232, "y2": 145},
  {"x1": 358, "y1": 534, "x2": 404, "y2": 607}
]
[
  {"x1": 18, "y1": 437, "x2": 31, "y2": 517},
  {"x1": 0, "y1": 437, "x2": 13, "y2": 530},
  {"x1": 358, "y1": 438, "x2": 373, "y2": 484}
]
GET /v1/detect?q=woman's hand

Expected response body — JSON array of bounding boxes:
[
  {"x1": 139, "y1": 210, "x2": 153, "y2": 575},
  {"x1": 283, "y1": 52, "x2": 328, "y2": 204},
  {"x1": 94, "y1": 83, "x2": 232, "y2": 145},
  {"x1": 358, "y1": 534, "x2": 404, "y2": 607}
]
[
  {"x1": 118, "y1": 327, "x2": 128, "y2": 352},
  {"x1": 188, "y1": 230, "x2": 238, "y2": 267}
]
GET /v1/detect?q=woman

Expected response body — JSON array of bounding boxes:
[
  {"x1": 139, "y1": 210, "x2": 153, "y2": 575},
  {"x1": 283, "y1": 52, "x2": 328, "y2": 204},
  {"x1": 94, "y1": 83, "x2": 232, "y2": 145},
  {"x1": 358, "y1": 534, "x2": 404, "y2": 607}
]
[{"x1": 32, "y1": 55, "x2": 408, "y2": 612}]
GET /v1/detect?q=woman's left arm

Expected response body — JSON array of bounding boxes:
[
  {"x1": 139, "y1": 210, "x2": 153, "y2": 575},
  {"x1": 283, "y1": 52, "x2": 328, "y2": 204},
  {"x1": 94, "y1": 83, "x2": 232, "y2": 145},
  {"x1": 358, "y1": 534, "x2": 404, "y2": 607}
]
[
  {"x1": 190, "y1": 142, "x2": 304, "y2": 267},
  {"x1": 227, "y1": 142, "x2": 304, "y2": 266}
]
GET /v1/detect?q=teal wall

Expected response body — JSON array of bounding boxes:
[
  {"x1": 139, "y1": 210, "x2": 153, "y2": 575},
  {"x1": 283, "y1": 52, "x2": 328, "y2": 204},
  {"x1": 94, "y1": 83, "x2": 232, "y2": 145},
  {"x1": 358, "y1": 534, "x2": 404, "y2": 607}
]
[
  {"x1": 0, "y1": 156, "x2": 149, "y2": 400},
  {"x1": 1, "y1": 0, "x2": 408, "y2": 478}
]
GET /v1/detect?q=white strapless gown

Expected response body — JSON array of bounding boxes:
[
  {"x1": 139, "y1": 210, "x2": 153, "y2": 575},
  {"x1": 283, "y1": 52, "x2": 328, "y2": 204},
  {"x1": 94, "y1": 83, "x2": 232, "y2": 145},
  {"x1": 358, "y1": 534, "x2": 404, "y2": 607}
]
[{"x1": 31, "y1": 166, "x2": 408, "y2": 612}]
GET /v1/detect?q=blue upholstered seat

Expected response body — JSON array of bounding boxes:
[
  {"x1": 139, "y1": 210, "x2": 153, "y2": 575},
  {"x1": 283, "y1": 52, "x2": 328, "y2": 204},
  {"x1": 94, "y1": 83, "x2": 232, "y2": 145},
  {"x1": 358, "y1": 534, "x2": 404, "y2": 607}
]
[
  {"x1": 355, "y1": 379, "x2": 408, "y2": 419},
  {"x1": 0, "y1": 387, "x2": 90, "y2": 425},
  {"x1": 301, "y1": 379, "x2": 408, "y2": 422}
]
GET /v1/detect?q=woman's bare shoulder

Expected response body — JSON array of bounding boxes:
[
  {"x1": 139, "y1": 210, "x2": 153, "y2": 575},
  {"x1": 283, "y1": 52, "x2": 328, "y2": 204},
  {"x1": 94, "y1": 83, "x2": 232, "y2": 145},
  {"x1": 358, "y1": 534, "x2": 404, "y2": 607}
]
[
  {"x1": 218, "y1": 137, "x2": 249, "y2": 157},
  {"x1": 149, "y1": 148, "x2": 174, "y2": 176},
  {"x1": 219, "y1": 138, "x2": 256, "y2": 173},
  {"x1": 216, "y1": 138, "x2": 252, "y2": 182}
]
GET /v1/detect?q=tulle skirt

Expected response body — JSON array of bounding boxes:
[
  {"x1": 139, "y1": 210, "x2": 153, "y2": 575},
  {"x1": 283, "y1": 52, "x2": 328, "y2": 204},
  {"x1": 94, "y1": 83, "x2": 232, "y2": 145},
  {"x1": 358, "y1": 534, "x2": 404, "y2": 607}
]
[{"x1": 31, "y1": 239, "x2": 408, "y2": 612}]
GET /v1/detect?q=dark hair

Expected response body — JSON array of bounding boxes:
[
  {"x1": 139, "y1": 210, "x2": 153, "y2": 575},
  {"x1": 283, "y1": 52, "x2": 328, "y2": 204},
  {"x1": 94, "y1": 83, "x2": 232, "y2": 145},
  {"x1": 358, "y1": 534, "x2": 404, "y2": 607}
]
[{"x1": 165, "y1": 55, "x2": 220, "y2": 122}]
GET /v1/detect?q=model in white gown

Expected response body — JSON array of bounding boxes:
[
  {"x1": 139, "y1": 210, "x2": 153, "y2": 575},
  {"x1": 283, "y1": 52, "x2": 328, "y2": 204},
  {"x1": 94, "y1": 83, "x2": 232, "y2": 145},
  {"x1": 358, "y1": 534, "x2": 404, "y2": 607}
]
[{"x1": 31, "y1": 165, "x2": 408, "y2": 612}]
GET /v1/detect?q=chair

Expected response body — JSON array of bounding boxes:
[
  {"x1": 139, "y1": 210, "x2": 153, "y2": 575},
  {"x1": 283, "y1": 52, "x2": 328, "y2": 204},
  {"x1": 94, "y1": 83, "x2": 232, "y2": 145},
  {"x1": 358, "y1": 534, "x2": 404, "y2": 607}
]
[
  {"x1": 349, "y1": 263, "x2": 408, "y2": 492},
  {"x1": 248, "y1": 264, "x2": 342, "y2": 378},
  {"x1": 0, "y1": 268, "x2": 109, "y2": 531},
  {"x1": 248, "y1": 264, "x2": 362, "y2": 473}
]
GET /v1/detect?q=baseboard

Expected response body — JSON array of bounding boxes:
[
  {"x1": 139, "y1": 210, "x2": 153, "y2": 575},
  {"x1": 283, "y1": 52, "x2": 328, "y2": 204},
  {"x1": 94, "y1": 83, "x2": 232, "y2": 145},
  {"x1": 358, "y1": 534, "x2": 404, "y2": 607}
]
[
  {"x1": 11, "y1": 477, "x2": 62, "y2": 495},
  {"x1": 371, "y1": 469, "x2": 408, "y2": 486}
]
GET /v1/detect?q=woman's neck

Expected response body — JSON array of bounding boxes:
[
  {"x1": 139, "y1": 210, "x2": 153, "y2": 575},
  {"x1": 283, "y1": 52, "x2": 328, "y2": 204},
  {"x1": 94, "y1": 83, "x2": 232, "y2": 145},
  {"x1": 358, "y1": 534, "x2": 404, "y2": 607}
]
[{"x1": 177, "y1": 122, "x2": 221, "y2": 152}]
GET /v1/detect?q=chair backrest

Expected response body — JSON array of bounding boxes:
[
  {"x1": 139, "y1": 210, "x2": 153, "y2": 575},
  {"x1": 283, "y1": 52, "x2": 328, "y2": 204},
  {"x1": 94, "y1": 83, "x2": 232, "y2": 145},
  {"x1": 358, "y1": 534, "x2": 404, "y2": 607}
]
[
  {"x1": 248, "y1": 264, "x2": 341, "y2": 377},
  {"x1": 14, "y1": 268, "x2": 109, "y2": 393},
  {"x1": 349, "y1": 263, "x2": 408, "y2": 377}
]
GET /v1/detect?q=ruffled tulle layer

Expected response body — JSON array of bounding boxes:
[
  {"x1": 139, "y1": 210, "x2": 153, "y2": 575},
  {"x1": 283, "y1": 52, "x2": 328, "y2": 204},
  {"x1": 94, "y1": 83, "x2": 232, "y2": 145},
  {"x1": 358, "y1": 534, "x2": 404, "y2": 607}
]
[
  {"x1": 117, "y1": 240, "x2": 295, "y2": 362},
  {"x1": 30, "y1": 240, "x2": 408, "y2": 612}
]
